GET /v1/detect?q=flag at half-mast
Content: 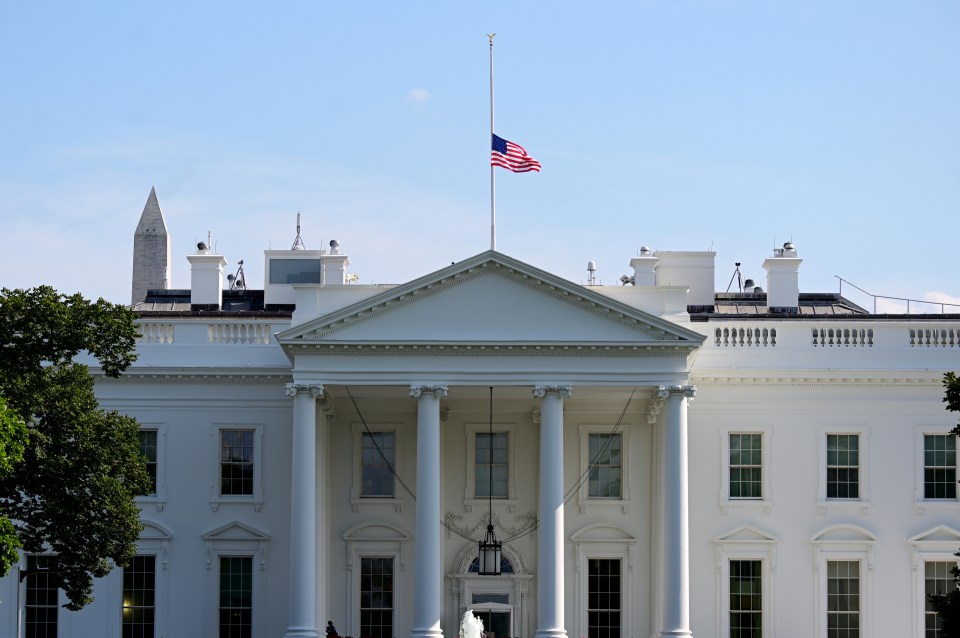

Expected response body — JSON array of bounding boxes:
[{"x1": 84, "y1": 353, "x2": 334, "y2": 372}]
[{"x1": 491, "y1": 134, "x2": 541, "y2": 173}]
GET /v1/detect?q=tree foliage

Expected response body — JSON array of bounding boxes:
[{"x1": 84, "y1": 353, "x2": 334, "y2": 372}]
[
  {"x1": 0, "y1": 286, "x2": 149, "y2": 609},
  {"x1": 929, "y1": 372, "x2": 960, "y2": 635}
]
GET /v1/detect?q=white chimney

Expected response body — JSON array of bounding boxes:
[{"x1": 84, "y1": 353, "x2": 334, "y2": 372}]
[
  {"x1": 629, "y1": 246, "x2": 659, "y2": 286},
  {"x1": 321, "y1": 240, "x2": 350, "y2": 285},
  {"x1": 763, "y1": 242, "x2": 802, "y2": 313},
  {"x1": 654, "y1": 251, "x2": 716, "y2": 308},
  {"x1": 187, "y1": 246, "x2": 227, "y2": 310}
]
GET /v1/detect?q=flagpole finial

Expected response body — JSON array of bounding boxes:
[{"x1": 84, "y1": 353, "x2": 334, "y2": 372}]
[{"x1": 486, "y1": 33, "x2": 495, "y2": 45}]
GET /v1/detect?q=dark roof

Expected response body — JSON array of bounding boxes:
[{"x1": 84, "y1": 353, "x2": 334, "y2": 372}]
[{"x1": 133, "y1": 288, "x2": 293, "y2": 317}]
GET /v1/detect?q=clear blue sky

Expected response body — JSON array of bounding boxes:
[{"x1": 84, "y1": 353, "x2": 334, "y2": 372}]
[{"x1": 2, "y1": 1, "x2": 958, "y2": 311}]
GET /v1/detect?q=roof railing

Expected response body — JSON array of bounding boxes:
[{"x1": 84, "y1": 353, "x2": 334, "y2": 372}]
[{"x1": 835, "y1": 276, "x2": 960, "y2": 315}]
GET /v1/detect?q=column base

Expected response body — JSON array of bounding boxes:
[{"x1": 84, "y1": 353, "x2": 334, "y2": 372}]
[
  {"x1": 410, "y1": 626, "x2": 444, "y2": 638},
  {"x1": 284, "y1": 627, "x2": 320, "y2": 638},
  {"x1": 656, "y1": 631, "x2": 693, "y2": 638},
  {"x1": 533, "y1": 629, "x2": 568, "y2": 638}
]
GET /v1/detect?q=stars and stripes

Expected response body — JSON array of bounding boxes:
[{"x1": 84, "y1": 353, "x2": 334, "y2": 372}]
[{"x1": 491, "y1": 134, "x2": 541, "y2": 173}]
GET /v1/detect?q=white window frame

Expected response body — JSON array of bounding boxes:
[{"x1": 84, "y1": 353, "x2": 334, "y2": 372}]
[
  {"x1": 578, "y1": 424, "x2": 632, "y2": 513},
  {"x1": 909, "y1": 525, "x2": 960, "y2": 638},
  {"x1": 720, "y1": 426, "x2": 774, "y2": 514},
  {"x1": 201, "y1": 521, "x2": 269, "y2": 638},
  {"x1": 812, "y1": 525, "x2": 875, "y2": 638},
  {"x1": 122, "y1": 520, "x2": 172, "y2": 638},
  {"x1": 210, "y1": 424, "x2": 263, "y2": 511},
  {"x1": 571, "y1": 524, "x2": 638, "y2": 638},
  {"x1": 136, "y1": 423, "x2": 167, "y2": 511},
  {"x1": 714, "y1": 525, "x2": 778, "y2": 638},
  {"x1": 914, "y1": 425, "x2": 959, "y2": 513},
  {"x1": 464, "y1": 422, "x2": 518, "y2": 512},
  {"x1": 343, "y1": 523, "x2": 410, "y2": 638},
  {"x1": 351, "y1": 423, "x2": 404, "y2": 511},
  {"x1": 817, "y1": 427, "x2": 871, "y2": 514},
  {"x1": 18, "y1": 553, "x2": 59, "y2": 638}
]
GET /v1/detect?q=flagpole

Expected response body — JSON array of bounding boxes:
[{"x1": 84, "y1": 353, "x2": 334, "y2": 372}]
[{"x1": 487, "y1": 33, "x2": 496, "y2": 251}]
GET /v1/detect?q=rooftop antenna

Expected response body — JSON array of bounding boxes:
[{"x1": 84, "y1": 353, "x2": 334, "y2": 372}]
[
  {"x1": 725, "y1": 262, "x2": 744, "y2": 293},
  {"x1": 291, "y1": 212, "x2": 306, "y2": 250},
  {"x1": 227, "y1": 260, "x2": 247, "y2": 291}
]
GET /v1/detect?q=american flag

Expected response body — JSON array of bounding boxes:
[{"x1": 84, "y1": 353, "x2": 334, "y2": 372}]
[{"x1": 491, "y1": 134, "x2": 541, "y2": 173}]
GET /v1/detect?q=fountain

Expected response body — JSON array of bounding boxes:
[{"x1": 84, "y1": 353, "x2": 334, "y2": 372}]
[{"x1": 460, "y1": 610, "x2": 485, "y2": 638}]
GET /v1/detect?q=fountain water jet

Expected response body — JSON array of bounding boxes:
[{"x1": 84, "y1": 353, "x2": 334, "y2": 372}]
[{"x1": 460, "y1": 610, "x2": 484, "y2": 638}]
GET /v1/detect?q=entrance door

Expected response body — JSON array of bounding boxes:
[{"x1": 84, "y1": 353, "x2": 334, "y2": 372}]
[{"x1": 474, "y1": 610, "x2": 510, "y2": 638}]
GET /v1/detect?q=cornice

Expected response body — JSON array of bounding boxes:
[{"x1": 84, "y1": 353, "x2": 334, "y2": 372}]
[
  {"x1": 282, "y1": 342, "x2": 696, "y2": 358},
  {"x1": 690, "y1": 374, "x2": 942, "y2": 388},
  {"x1": 95, "y1": 372, "x2": 292, "y2": 385}
]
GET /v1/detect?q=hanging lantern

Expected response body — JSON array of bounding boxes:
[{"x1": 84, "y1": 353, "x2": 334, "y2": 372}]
[
  {"x1": 478, "y1": 387, "x2": 502, "y2": 576},
  {"x1": 478, "y1": 523, "x2": 502, "y2": 576}
]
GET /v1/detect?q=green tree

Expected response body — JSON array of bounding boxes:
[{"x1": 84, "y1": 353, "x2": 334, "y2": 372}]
[
  {"x1": 0, "y1": 286, "x2": 150, "y2": 609},
  {"x1": 929, "y1": 372, "x2": 960, "y2": 635}
]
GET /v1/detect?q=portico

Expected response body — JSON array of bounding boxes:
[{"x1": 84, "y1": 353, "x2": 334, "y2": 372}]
[{"x1": 277, "y1": 251, "x2": 704, "y2": 638}]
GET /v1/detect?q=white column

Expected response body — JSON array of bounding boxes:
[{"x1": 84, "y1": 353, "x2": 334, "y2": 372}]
[
  {"x1": 533, "y1": 385, "x2": 571, "y2": 638},
  {"x1": 285, "y1": 383, "x2": 324, "y2": 638},
  {"x1": 410, "y1": 385, "x2": 448, "y2": 638},
  {"x1": 657, "y1": 385, "x2": 696, "y2": 638}
]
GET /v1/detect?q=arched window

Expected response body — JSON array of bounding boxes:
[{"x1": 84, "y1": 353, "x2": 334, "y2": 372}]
[{"x1": 468, "y1": 555, "x2": 514, "y2": 574}]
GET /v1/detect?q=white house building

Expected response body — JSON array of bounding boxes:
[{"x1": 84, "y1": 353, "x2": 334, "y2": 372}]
[{"x1": 2, "y1": 190, "x2": 959, "y2": 638}]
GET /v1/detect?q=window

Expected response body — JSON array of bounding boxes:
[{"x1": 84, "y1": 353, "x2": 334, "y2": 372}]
[
  {"x1": 826, "y1": 560, "x2": 860, "y2": 638},
  {"x1": 925, "y1": 561, "x2": 957, "y2": 637},
  {"x1": 123, "y1": 555, "x2": 156, "y2": 638},
  {"x1": 219, "y1": 556, "x2": 253, "y2": 638},
  {"x1": 220, "y1": 430, "x2": 254, "y2": 496},
  {"x1": 24, "y1": 555, "x2": 58, "y2": 638},
  {"x1": 714, "y1": 526, "x2": 776, "y2": 636},
  {"x1": 588, "y1": 558, "x2": 621, "y2": 638},
  {"x1": 138, "y1": 430, "x2": 158, "y2": 496},
  {"x1": 475, "y1": 432, "x2": 508, "y2": 498},
  {"x1": 362, "y1": 432, "x2": 396, "y2": 498},
  {"x1": 360, "y1": 557, "x2": 394, "y2": 638},
  {"x1": 924, "y1": 435, "x2": 957, "y2": 500},
  {"x1": 730, "y1": 559, "x2": 762, "y2": 637},
  {"x1": 730, "y1": 434, "x2": 762, "y2": 500},
  {"x1": 578, "y1": 425, "x2": 632, "y2": 509},
  {"x1": 827, "y1": 434, "x2": 859, "y2": 499},
  {"x1": 268, "y1": 258, "x2": 322, "y2": 284},
  {"x1": 588, "y1": 434, "x2": 622, "y2": 499}
]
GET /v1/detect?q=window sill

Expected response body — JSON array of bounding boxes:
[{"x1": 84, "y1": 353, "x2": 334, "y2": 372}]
[
  {"x1": 915, "y1": 500, "x2": 960, "y2": 515},
  {"x1": 577, "y1": 498, "x2": 632, "y2": 515},
  {"x1": 136, "y1": 496, "x2": 167, "y2": 512},
  {"x1": 817, "y1": 500, "x2": 871, "y2": 516},
  {"x1": 464, "y1": 498, "x2": 518, "y2": 514},
  {"x1": 210, "y1": 498, "x2": 263, "y2": 512},
  {"x1": 351, "y1": 497, "x2": 404, "y2": 513},
  {"x1": 720, "y1": 499, "x2": 773, "y2": 515}
]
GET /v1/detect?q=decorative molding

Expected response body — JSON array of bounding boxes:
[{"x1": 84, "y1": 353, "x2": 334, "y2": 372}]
[
  {"x1": 646, "y1": 394, "x2": 665, "y2": 424},
  {"x1": 284, "y1": 383, "x2": 324, "y2": 398},
  {"x1": 657, "y1": 384, "x2": 697, "y2": 400},
  {"x1": 532, "y1": 385, "x2": 573, "y2": 398},
  {"x1": 531, "y1": 408, "x2": 541, "y2": 424},
  {"x1": 690, "y1": 375, "x2": 941, "y2": 388},
  {"x1": 440, "y1": 407, "x2": 450, "y2": 422},
  {"x1": 409, "y1": 384, "x2": 449, "y2": 399},
  {"x1": 282, "y1": 343, "x2": 696, "y2": 358},
  {"x1": 95, "y1": 373, "x2": 292, "y2": 385}
]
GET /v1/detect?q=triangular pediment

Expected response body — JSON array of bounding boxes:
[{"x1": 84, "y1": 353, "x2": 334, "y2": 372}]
[
  {"x1": 277, "y1": 251, "x2": 704, "y2": 349},
  {"x1": 909, "y1": 525, "x2": 960, "y2": 545},
  {"x1": 714, "y1": 525, "x2": 778, "y2": 544},
  {"x1": 201, "y1": 521, "x2": 270, "y2": 542}
]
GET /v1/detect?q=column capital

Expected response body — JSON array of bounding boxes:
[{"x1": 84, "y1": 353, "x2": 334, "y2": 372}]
[
  {"x1": 656, "y1": 384, "x2": 696, "y2": 400},
  {"x1": 285, "y1": 383, "x2": 324, "y2": 399},
  {"x1": 532, "y1": 385, "x2": 572, "y2": 398},
  {"x1": 409, "y1": 384, "x2": 449, "y2": 399}
]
